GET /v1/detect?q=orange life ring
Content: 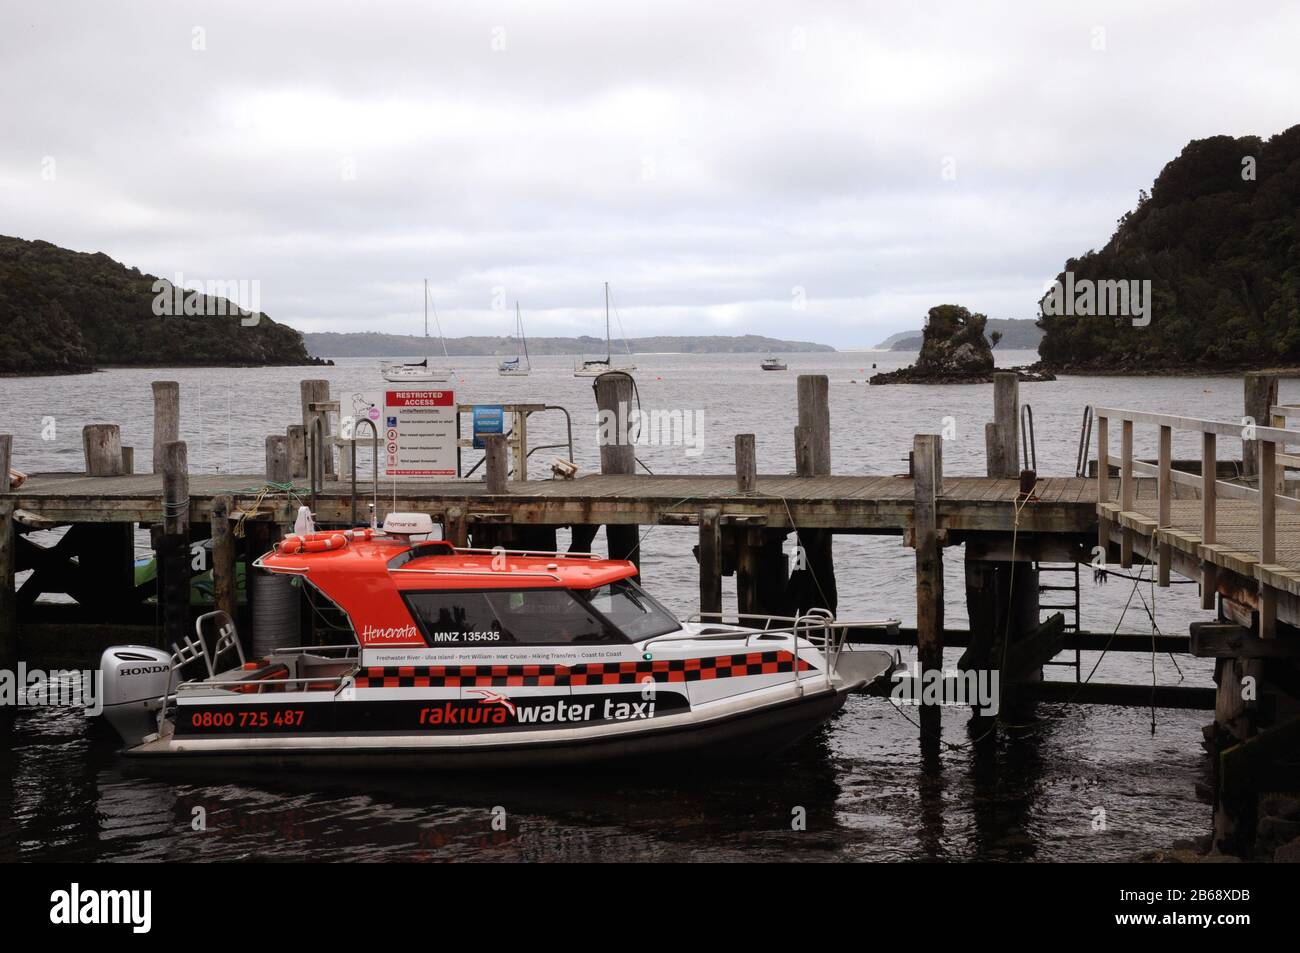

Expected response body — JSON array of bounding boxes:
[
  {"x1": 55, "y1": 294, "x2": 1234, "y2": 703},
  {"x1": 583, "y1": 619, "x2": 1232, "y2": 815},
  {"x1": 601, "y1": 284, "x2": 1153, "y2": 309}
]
[{"x1": 276, "y1": 532, "x2": 348, "y2": 555}]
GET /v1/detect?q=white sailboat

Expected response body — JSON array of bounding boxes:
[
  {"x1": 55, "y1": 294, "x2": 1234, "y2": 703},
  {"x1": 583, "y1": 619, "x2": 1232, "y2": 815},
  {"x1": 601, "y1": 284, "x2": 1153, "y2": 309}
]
[
  {"x1": 574, "y1": 282, "x2": 636, "y2": 377},
  {"x1": 381, "y1": 279, "x2": 454, "y2": 383},
  {"x1": 498, "y1": 302, "x2": 531, "y2": 376}
]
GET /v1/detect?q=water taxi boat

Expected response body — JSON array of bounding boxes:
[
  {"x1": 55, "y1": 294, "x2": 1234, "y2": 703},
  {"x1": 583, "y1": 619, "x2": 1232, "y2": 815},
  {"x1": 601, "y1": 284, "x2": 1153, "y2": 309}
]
[
  {"x1": 99, "y1": 515, "x2": 896, "y2": 769},
  {"x1": 760, "y1": 356, "x2": 788, "y2": 371}
]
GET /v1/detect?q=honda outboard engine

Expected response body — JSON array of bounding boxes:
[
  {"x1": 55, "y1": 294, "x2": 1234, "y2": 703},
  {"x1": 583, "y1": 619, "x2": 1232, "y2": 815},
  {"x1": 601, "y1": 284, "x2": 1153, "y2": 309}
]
[{"x1": 99, "y1": 646, "x2": 172, "y2": 747}]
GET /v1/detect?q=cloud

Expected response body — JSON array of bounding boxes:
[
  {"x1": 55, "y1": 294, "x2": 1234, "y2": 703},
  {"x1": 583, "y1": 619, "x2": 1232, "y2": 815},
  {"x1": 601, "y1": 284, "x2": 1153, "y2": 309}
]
[{"x1": 1, "y1": 0, "x2": 1297, "y2": 346}]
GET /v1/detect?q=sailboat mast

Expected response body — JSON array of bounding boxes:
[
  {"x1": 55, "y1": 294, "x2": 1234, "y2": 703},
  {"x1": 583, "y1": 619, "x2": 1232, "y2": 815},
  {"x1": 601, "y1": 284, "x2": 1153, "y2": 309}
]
[
  {"x1": 423, "y1": 278, "x2": 429, "y2": 363},
  {"x1": 518, "y1": 302, "x2": 530, "y2": 367},
  {"x1": 604, "y1": 281, "x2": 611, "y2": 361}
]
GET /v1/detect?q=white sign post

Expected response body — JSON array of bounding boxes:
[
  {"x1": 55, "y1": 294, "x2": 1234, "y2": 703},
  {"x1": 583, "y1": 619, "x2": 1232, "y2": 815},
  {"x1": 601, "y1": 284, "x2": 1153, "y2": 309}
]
[{"x1": 343, "y1": 389, "x2": 457, "y2": 480}]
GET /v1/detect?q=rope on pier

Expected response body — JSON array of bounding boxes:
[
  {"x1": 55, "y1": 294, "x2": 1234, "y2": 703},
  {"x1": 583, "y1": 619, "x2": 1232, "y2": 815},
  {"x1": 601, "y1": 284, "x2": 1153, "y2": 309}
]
[{"x1": 224, "y1": 481, "x2": 308, "y2": 538}]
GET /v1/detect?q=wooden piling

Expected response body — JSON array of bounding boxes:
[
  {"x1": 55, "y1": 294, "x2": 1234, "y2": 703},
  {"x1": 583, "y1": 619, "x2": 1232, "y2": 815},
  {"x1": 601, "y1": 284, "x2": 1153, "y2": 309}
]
[
  {"x1": 484, "y1": 434, "x2": 509, "y2": 494},
  {"x1": 1242, "y1": 372, "x2": 1278, "y2": 482},
  {"x1": 594, "y1": 372, "x2": 639, "y2": 567},
  {"x1": 796, "y1": 375, "x2": 831, "y2": 475},
  {"x1": 913, "y1": 434, "x2": 944, "y2": 752},
  {"x1": 736, "y1": 528, "x2": 760, "y2": 616},
  {"x1": 300, "y1": 379, "x2": 335, "y2": 478},
  {"x1": 794, "y1": 426, "x2": 814, "y2": 478},
  {"x1": 82, "y1": 424, "x2": 124, "y2": 476},
  {"x1": 151, "y1": 381, "x2": 180, "y2": 474},
  {"x1": 735, "y1": 434, "x2": 756, "y2": 494},
  {"x1": 263, "y1": 434, "x2": 290, "y2": 485},
  {"x1": 444, "y1": 506, "x2": 468, "y2": 548},
  {"x1": 0, "y1": 437, "x2": 15, "y2": 671},
  {"x1": 121, "y1": 446, "x2": 135, "y2": 474},
  {"x1": 698, "y1": 508, "x2": 722, "y2": 618},
  {"x1": 211, "y1": 495, "x2": 238, "y2": 621},
  {"x1": 287, "y1": 425, "x2": 307, "y2": 479},
  {"x1": 160, "y1": 441, "x2": 190, "y2": 649},
  {"x1": 991, "y1": 371, "x2": 1018, "y2": 478}
]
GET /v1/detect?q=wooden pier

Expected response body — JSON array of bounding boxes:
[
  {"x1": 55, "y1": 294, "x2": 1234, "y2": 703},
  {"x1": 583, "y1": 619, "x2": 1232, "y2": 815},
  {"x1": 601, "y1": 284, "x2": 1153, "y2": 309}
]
[{"x1": 2, "y1": 369, "x2": 1299, "y2": 857}]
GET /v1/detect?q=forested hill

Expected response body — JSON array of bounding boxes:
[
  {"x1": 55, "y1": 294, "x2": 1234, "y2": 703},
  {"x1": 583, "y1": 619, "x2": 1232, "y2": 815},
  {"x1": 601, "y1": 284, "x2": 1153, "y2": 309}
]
[
  {"x1": 1038, "y1": 125, "x2": 1300, "y2": 372},
  {"x1": 0, "y1": 236, "x2": 323, "y2": 374}
]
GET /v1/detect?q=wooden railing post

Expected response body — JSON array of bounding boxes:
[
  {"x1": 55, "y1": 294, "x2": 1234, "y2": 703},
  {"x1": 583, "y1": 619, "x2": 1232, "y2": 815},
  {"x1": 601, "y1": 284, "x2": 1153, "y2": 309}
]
[
  {"x1": 1157, "y1": 424, "x2": 1172, "y2": 587},
  {"x1": 1120, "y1": 418, "x2": 1134, "y2": 568},
  {"x1": 1096, "y1": 414, "x2": 1109, "y2": 554},
  {"x1": 735, "y1": 434, "x2": 756, "y2": 494},
  {"x1": 1260, "y1": 437, "x2": 1277, "y2": 639},
  {"x1": 1201, "y1": 431, "x2": 1217, "y2": 611},
  {"x1": 913, "y1": 433, "x2": 944, "y2": 757}
]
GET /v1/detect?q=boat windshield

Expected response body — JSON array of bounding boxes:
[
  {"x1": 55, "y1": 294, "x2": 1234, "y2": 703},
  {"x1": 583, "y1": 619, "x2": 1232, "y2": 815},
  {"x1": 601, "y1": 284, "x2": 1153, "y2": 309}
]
[{"x1": 575, "y1": 579, "x2": 680, "y2": 641}]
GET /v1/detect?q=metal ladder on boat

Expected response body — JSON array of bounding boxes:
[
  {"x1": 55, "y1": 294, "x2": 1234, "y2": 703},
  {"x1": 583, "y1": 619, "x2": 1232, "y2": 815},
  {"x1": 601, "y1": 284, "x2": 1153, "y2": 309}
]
[{"x1": 1036, "y1": 562, "x2": 1081, "y2": 681}]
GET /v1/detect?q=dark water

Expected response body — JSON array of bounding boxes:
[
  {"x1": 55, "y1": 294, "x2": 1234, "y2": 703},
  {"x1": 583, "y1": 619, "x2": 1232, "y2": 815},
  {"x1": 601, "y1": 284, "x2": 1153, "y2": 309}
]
[{"x1": 1, "y1": 351, "x2": 1274, "y2": 861}]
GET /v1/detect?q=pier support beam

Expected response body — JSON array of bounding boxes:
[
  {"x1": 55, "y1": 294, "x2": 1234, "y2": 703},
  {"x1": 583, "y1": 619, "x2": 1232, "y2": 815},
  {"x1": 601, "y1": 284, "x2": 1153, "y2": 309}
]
[
  {"x1": 594, "y1": 372, "x2": 640, "y2": 568},
  {"x1": 698, "y1": 507, "x2": 722, "y2": 618},
  {"x1": 151, "y1": 381, "x2": 179, "y2": 475},
  {"x1": 159, "y1": 441, "x2": 190, "y2": 649},
  {"x1": 790, "y1": 377, "x2": 836, "y2": 614},
  {"x1": 914, "y1": 434, "x2": 944, "y2": 756},
  {"x1": 211, "y1": 495, "x2": 238, "y2": 622},
  {"x1": 0, "y1": 439, "x2": 15, "y2": 674}
]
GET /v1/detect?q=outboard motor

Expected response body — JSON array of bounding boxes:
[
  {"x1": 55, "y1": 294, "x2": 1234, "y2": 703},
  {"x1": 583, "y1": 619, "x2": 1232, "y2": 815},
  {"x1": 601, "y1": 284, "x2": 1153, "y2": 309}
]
[{"x1": 99, "y1": 646, "x2": 172, "y2": 747}]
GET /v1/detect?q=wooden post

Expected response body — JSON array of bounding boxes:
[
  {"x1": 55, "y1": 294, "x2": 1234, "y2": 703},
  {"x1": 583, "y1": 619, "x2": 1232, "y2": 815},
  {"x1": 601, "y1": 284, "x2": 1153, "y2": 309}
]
[
  {"x1": 593, "y1": 372, "x2": 639, "y2": 568},
  {"x1": 735, "y1": 434, "x2": 756, "y2": 494},
  {"x1": 121, "y1": 446, "x2": 135, "y2": 474},
  {"x1": 287, "y1": 425, "x2": 307, "y2": 479},
  {"x1": 484, "y1": 434, "x2": 508, "y2": 494},
  {"x1": 796, "y1": 375, "x2": 830, "y2": 475},
  {"x1": 444, "y1": 506, "x2": 468, "y2": 548},
  {"x1": 0, "y1": 438, "x2": 15, "y2": 671},
  {"x1": 794, "y1": 426, "x2": 814, "y2": 477},
  {"x1": 300, "y1": 379, "x2": 335, "y2": 479},
  {"x1": 992, "y1": 372, "x2": 1019, "y2": 478},
  {"x1": 0, "y1": 501, "x2": 14, "y2": 674},
  {"x1": 1259, "y1": 438, "x2": 1277, "y2": 639},
  {"x1": 151, "y1": 381, "x2": 180, "y2": 474},
  {"x1": 160, "y1": 441, "x2": 190, "y2": 649},
  {"x1": 698, "y1": 508, "x2": 722, "y2": 618},
  {"x1": 735, "y1": 528, "x2": 761, "y2": 617},
  {"x1": 82, "y1": 424, "x2": 124, "y2": 476},
  {"x1": 211, "y1": 495, "x2": 238, "y2": 621},
  {"x1": 913, "y1": 434, "x2": 944, "y2": 754},
  {"x1": 265, "y1": 435, "x2": 291, "y2": 484},
  {"x1": 1096, "y1": 414, "x2": 1109, "y2": 554},
  {"x1": 1242, "y1": 372, "x2": 1278, "y2": 482},
  {"x1": 1120, "y1": 418, "x2": 1134, "y2": 568},
  {"x1": 1202, "y1": 431, "x2": 1217, "y2": 610},
  {"x1": 1157, "y1": 424, "x2": 1172, "y2": 587}
]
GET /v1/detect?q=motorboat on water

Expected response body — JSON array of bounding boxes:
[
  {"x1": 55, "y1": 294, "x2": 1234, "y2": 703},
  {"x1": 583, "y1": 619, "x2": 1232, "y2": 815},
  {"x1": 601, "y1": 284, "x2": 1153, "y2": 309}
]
[
  {"x1": 760, "y1": 356, "x2": 788, "y2": 371},
  {"x1": 574, "y1": 282, "x2": 636, "y2": 377},
  {"x1": 98, "y1": 513, "x2": 898, "y2": 769},
  {"x1": 381, "y1": 280, "x2": 454, "y2": 383}
]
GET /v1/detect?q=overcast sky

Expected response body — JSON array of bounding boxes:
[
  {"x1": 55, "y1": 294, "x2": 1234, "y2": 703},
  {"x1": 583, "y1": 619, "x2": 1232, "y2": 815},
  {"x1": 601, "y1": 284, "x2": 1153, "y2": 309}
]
[{"x1": 3, "y1": 2, "x2": 1297, "y2": 347}]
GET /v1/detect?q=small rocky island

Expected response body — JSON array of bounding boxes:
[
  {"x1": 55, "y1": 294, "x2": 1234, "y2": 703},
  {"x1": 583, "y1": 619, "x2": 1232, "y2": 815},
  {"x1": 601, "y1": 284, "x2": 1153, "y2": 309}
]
[{"x1": 869, "y1": 305, "x2": 1055, "y2": 385}]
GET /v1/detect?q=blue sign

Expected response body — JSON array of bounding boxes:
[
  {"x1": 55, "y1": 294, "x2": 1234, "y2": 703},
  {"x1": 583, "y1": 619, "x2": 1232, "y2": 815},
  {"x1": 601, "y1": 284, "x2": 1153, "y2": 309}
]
[{"x1": 472, "y1": 405, "x2": 505, "y2": 449}]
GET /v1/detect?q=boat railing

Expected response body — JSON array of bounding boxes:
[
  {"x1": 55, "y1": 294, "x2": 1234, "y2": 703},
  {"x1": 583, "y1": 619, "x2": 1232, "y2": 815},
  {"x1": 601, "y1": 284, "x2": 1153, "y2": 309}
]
[{"x1": 657, "y1": 610, "x2": 890, "y2": 691}]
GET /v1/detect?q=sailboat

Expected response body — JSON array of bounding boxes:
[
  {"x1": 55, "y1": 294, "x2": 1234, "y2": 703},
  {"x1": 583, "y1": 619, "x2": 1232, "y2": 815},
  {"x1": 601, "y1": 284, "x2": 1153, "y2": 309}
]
[
  {"x1": 381, "y1": 280, "x2": 454, "y2": 382},
  {"x1": 574, "y1": 282, "x2": 636, "y2": 377},
  {"x1": 498, "y1": 302, "x2": 531, "y2": 376}
]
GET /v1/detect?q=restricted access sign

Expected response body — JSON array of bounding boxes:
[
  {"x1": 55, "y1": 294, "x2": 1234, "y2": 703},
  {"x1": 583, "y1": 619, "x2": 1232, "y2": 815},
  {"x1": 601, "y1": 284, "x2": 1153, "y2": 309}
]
[{"x1": 345, "y1": 389, "x2": 457, "y2": 480}]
